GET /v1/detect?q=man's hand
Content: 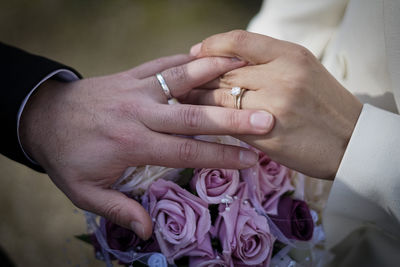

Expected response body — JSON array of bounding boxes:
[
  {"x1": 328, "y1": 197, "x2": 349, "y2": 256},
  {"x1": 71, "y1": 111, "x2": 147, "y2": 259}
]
[
  {"x1": 19, "y1": 54, "x2": 274, "y2": 240},
  {"x1": 186, "y1": 30, "x2": 363, "y2": 180}
]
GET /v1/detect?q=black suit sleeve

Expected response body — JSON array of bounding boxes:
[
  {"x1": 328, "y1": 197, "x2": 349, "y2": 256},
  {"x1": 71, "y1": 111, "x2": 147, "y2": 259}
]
[{"x1": 0, "y1": 42, "x2": 82, "y2": 172}]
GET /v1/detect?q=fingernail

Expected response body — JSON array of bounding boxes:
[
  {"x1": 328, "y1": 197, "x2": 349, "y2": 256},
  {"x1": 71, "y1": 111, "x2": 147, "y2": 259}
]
[
  {"x1": 130, "y1": 221, "x2": 145, "y2": 239},
  {"x1": 250, "y1": 111, "x2": 273, "y2": 131},
  {"x1": 240, "y1": 150, "x2": 258, "y2": 166},
  {"x1": 190, "y1": 43, "x2": 202, "y2": 56}
]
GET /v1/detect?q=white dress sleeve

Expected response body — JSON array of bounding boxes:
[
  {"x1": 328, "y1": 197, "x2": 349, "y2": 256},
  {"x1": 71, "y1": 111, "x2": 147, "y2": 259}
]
[{"x1": 323, "y1": 104, "x2": 400, "y2": 248}]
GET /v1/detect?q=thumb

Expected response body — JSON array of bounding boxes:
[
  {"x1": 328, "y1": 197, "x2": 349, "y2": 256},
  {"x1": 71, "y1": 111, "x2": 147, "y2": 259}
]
[{"x1": 79, "y1": 186, "x2": 153, "y2": 240}]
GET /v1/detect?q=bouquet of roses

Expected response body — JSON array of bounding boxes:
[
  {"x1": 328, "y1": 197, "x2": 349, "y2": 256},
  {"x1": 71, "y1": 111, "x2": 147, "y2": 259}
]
[{"x1": 79, "y1": 136, "x2": 327, "y2": 267}]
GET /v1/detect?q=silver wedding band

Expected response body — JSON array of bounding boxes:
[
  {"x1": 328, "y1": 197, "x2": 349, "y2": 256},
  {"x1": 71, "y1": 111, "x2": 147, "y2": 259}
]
[
  {"x1": 156, "y1": 73, "x2": 173, "y2": 100},
  {"x1": 231, "y1": 86, "x2": 246, "y2": 109}
]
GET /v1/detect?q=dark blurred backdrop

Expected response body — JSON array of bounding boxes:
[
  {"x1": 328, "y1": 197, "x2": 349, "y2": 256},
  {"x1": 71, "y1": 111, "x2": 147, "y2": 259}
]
[{"x1": 0, "y1": 0, "x2": 262, "y2": 266}]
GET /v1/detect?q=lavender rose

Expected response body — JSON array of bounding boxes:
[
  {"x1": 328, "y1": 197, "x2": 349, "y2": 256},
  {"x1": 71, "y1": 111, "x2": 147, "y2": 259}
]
[
  {"x1": 148, "y1": 179, "x2": 214, "y2": 263},
  {"x1": 241, "y1": 149, "x2": 293, "y2": 215},
  {"x1": 270, "y1": 196, "x2": 314, "y2": 241},
  {"x1": 191, "y1": 168, "x2": 240, "y2": 204},
  {"x1": 258, "y1": 152, "x2": 292, "y2": 195},
  {"x1": 212, "y1": 185, "x2": 275, "y2": 266}
]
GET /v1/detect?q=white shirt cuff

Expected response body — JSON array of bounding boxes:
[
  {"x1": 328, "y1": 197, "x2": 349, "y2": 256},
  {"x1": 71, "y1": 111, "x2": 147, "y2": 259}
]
[{"x1": 17, "y1": 69, "x2": 80, "y2": 164}]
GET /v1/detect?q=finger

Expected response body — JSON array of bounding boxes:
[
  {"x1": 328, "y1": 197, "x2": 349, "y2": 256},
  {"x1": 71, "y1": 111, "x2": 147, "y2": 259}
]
[
  {"x1": 142, "y1": 57, "x2": 246, "y2": 100},
  {"x1": 77, "y1": 187, "x2": 153, "y2": 240},
  {"x1": 196, "y1": 64, "x2": 269, "y2": 90},
  {"x1": 141, "y1": 132, "x2": 259, "y2": 169},
  {"x1": 128, "y1": 54, "x2": 193, "y2": 79},
  {"x1": 184, "y1": 88, "x2": 260, "y2": 110},
  {"x1": 196, "y1": 77, "x2": 220, "y2": 89},
  {"x1": 194, "y1": 30, "x2": 292, "y2": 64},
  {"x1": 142, "y1": 103, "x2": 274, "y2": 135},
  {"x1": 220, "y1": 64, "x2": 271, "y2": 89}
]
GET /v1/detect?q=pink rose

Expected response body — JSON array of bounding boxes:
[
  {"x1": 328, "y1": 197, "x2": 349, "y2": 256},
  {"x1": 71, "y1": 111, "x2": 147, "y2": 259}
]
[
  {"x1": 191, "y1": 168, "x2": 240, "y2": 204},
  {"x1": 241, "y1": 149, "x2": 293, "y2": 215},
  {"x1": 211, "y1": 184, "x2": 275, "y2": 266},
  {"x1": 148, "y1": 179, "x2": 213, "y2": 263}
]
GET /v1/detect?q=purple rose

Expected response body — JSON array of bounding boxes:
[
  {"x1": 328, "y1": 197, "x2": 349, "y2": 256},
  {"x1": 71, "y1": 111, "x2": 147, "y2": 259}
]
[
  {"x1": 97, "y1": 218, "x2": 159, "y2": 249},
  {"x1": 148, "y1": 179, "x2": 213, "y2": 263},
  {"x1": 258, "y1": 152, "x2": 292, "y2": 195},
  {"x1": 103, "y1": 219, "x2": 140, "y2": 251},
  {"x1": 241, "y1": 149, "x2": 293, "y2": 215},
  {"x1": 191, "y1": 168, "x2": 240, "y2": 204},
  {"x1": 90, "y1": 218, "x2": 159, "y2": 265},
  {"x1": 212, "y1": 184, "x2": 275, "y2": 266},
  {"x1": 270, "y1": 196, "x2": 314, "y2": 241}
]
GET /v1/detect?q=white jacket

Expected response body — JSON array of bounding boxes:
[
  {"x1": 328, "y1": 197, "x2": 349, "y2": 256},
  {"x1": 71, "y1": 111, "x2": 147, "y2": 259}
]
[{"x1": 248, "y1": 0, "x2": 400, "y2": 265}]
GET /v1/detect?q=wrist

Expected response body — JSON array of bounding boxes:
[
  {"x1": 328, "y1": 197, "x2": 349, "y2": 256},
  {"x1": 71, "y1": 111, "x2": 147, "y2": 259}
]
[
  {"x1": 19, "y1": 79, "x2": 67, "y2": 167},
  {"x1": 329, "y1": 97, "x2": 363, "y2": 179}
]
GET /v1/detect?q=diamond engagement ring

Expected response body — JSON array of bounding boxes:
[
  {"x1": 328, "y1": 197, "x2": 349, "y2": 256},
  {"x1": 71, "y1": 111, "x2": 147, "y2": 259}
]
[
  {"x1": 156, "y1": 73, "x2": 173, "y2": 100},
  {"x1": 231, "y1": 86, "x2": 246, "y2": 109}
]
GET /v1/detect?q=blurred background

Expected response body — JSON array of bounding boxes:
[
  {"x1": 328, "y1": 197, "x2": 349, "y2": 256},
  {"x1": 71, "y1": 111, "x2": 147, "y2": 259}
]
[{"x1": 0, "y1": 0, "x2": 262, "y2": 266}]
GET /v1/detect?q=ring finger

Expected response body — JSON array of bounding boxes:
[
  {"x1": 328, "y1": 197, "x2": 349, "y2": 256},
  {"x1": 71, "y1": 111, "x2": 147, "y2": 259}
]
[
  {"x1": 184, "y1": 88, "x2": 258, "y2": 110},
  {"x1": 141, "y1": 57, "x2": 246, "y2": 101}
]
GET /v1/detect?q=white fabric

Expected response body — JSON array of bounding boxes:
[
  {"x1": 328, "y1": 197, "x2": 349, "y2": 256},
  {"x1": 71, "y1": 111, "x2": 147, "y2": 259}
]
[
  {"x1": 248, "y1": 0, "x2": 400, "y2": 252},
  {"x1": 17, "y1": 69, "x2": 79, "y2": 163},
  {"x1": 247, "y1": 0, "x2": 349, "y2": 59},
  {"x1": 324, "y1": 104, "x2": 400, "y2": 246}
]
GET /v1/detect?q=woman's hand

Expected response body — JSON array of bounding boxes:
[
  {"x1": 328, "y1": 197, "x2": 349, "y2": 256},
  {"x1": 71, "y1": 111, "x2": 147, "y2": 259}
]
[
  {"x1": 185, "y1": 30, "x2": 363, "y2": 180},
  {"x1": 19, "y1": 53, "x2": 274, "y2": 240}
]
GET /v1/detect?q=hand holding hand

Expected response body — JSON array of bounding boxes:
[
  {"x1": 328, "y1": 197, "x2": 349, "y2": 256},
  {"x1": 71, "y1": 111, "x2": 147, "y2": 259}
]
[
  {"x1": 186, "y1": 30, "x2": 363, "y2": 179},
  {"x1": 19, "y1": 53, "x2": 274, "y2": 239}
]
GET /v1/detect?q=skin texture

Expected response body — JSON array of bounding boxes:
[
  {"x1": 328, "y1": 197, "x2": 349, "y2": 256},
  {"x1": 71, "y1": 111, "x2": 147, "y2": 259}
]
[
  {"x1": 185, "y1": 30, "x2": 363, "y2": 180},
  {"x1": 19, "y1": 54, "x2": 275, "y2": 240}
]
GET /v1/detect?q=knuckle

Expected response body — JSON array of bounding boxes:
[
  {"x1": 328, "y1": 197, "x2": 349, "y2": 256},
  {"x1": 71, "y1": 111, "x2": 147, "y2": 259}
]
[
  {"x1": 153, "y1": 57, "x2": 167, "y2": 67},
  {"x1": 208, "y1": 57, "x2": 224, "y2": 70},
  {"x1": 107, "y1": 125, "x2": 139, "y2": 151},
  {"x1": 228, "y1": 110, "x2": 242, "y2": 131},
  {"x1": 109, "y1": 99, "x2": 142, "y2": 121},
  {"x1": 291, "y1": 45, "x2": 314, "y2": 66},
  {"x1": 274, "y1": 97, "x2": 297, "y2": 119},
  {"x1": 229, "y1": 30, "x2": 249, "y2": 48},
  {"x1": 220, "y1": 71, "x2": 238, "y2": 87},
  {"x1": 103, "y1": 201, "x2": 123, "y2": 223},
  {"x1": 216, "y1": 143, "x2": 229, "y2": 163},
  {"x1": 167, "y1": 64, "x2": 188, "y2": 85},
  {"x1": 288, "y1": 70, "x2": 310, "y2": 98},
  {"x1": 178, "y1": 140, "x2": 200, "y2": 163},
  {"x1": 181, "y1": 106, "x2": 203, "y2": 129},
  {"x1": 218, "y1": 90, "x2": 234, "y2": 108}
]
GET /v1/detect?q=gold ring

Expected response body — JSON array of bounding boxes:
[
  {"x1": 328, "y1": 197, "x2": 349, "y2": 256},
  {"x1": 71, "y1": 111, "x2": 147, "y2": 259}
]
[{"x1": 231, "y1": 87, "x2": 246, "y2": 109}]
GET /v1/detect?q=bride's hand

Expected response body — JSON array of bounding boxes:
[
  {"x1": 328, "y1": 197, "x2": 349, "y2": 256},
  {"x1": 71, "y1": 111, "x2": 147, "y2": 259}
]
[{"x1": 185, "y1": 30, "x2": 363, "y2": 180}]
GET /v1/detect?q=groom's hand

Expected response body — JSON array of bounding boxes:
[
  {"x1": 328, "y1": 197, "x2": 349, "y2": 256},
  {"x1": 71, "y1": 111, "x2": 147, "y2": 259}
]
[
  {"x1": 187, "y1": 30, "x2": 363, "y2": 180},
  {"x1": 19, "y1": 54, "x2": 274, "y2": 240}
]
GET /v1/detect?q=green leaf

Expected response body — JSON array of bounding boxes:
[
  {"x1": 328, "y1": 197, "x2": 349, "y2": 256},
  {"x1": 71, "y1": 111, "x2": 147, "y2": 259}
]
[
  {"x1": 75, "y1": 234, "x2": 93, "y2": 245},
  {"x1": 176, "y1": 168, "x2": 195, "y2": 188}
]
